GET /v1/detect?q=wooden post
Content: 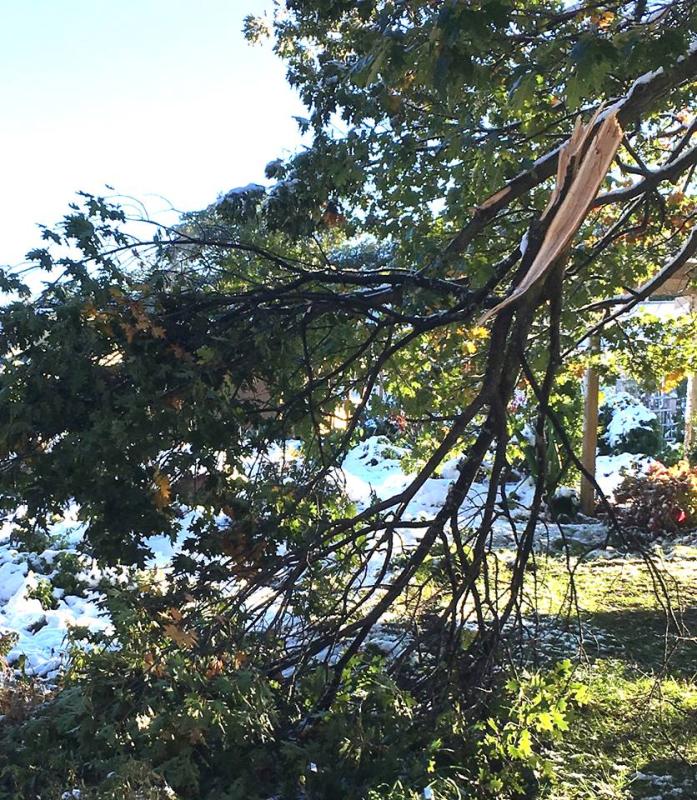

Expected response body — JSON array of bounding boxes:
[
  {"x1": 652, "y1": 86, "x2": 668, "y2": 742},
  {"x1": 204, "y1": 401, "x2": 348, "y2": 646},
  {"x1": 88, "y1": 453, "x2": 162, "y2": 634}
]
[
  {"x1": 685, "y1": 372, "x2": 697, "y2": 456},
  {"x1": 685, "y1": 294, "x2": 697, "y2": 458},
  {"x1": 580, "y1": 335, "x2": 600, "y2": 515}
]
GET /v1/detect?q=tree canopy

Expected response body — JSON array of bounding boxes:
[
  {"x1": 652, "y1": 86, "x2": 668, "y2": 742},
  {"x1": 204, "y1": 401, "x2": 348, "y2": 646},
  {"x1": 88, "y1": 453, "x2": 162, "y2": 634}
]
[{"x1": 1, "y1": 2, "x2": 696, "y2": 797}]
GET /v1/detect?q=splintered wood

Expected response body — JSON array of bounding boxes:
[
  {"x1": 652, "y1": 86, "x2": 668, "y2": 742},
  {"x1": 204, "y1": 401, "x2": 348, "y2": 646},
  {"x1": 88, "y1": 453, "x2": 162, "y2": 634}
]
[{"x1": 480, "y1": 109, "x2": 624, "y2": 323}]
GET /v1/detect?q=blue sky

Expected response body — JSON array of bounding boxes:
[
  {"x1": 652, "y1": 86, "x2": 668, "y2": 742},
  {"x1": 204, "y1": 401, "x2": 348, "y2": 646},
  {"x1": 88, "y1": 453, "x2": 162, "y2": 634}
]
[{"x1": 0, "y1": 1, "x2": 306, "y2": 265}]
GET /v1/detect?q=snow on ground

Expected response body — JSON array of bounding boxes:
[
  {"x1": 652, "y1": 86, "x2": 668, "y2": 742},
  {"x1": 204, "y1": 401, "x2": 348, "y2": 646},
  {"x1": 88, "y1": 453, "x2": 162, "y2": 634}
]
[
  {"x1": 0, "y1": 435, "x2": 670, "y2": 679},
  {"x1": 340, "y1": 437, "x2": 516, "y2": 548},
  {"x1": 596, "y1": 452, "x2": 658, "y2": 498},
  {"x1": 340, "y1": 437, "x2": 412, "y2": 502}
]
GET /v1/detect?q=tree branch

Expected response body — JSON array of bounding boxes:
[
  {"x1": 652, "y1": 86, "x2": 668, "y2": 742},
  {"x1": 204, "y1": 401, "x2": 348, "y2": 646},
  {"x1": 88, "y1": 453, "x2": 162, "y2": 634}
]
[{"x1": 443, "y1": 47, "x2": 697, "y2": 257}]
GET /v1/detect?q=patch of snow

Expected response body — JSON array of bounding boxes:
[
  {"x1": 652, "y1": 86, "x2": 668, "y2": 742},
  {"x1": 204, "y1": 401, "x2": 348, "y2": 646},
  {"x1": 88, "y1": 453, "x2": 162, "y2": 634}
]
[
  {"x1": 222, "y1": 183, "x2": 265, "y2": 197},
  {"x1": 0, "y1": 561, "x2": 29, "y2": 603},
  {"x1": 519, "y1": 230, "x2": 529, "y2": 256},
  {"x1": 596, "y1": 452, "x2": 658, "y2": 498},
  {"x1": 215, "y1": 183, "x2": 266, "y2": 208},
  {"x1": 340, "y1": 436, "x2": 411, "y2": 503}
]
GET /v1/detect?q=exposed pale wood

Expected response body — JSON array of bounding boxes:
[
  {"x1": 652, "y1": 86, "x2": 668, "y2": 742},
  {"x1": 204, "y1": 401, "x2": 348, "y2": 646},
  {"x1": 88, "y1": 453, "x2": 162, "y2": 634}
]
[
  {"x1": 443, "y1": 47, "x2": 697, "y2": 258},
  {"x1": 480, "y1": 111, "x2": 623, "y2": 323},
  {"x1": 542, "y1": 104, "x2": 607, "y2": 222}
]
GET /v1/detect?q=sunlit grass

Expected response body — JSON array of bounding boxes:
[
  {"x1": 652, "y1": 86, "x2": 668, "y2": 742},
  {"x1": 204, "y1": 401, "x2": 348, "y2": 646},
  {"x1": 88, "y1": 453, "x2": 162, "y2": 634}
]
[{"x1": 516, "y1": 543, "x2": 697, "y2": 799}]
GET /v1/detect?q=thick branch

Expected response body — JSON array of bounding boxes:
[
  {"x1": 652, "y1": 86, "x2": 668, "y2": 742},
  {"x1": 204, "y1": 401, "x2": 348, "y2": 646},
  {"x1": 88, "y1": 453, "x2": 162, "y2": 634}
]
[
  {"x1": 444, "y1": 47, "x2": 697, "y2": 257},
  {"x1": 594, "y1": 144, "x2": 697, "y2": 206},
  {"x1": 584, "y1": 225, "x2": 697, "y2": 312}
]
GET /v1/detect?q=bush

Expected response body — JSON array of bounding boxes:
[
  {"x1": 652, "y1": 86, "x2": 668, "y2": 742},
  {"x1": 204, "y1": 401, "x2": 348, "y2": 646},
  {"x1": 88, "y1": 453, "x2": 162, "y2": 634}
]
[
  {"x1": 598, "y1": 392, "x2": 661, "y2": 456},
  {"x1": 614, "y1": 461, "x2": 697, "y2": 535},
  {"x1": 51, "y1": 552, "x2": 89, "y2": 597},
  {"x1": 26, "y1": 577, "x2": 59, "y2": 610},
  {"x1": 0, "y1": 581, "x2": 585, "y2": 800}
]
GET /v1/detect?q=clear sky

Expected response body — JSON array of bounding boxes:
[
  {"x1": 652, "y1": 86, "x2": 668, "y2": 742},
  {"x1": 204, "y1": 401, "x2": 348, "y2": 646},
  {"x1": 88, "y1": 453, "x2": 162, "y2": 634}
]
[{"x1": 0, "y1": 0, "x2": 306, "y2": 266}]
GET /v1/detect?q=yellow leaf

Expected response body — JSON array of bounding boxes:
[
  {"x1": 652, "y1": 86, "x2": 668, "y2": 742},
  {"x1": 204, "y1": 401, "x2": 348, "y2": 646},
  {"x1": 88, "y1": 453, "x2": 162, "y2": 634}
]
[
  {"x1": 664, "y1": 370, "x2": 685, "y2": 392},
  {"x1": 153, "y1": 470, "x2": 171, "y2": 509},
  {"x1": 591, "y1": 10, "x2": 615, "y2": 28},
  {"x1": 232, "y1": 651, "x2": 248, "y2": 669},
  {"x1": 469, "y1": 326, "x2": 489, "y2": 340}
]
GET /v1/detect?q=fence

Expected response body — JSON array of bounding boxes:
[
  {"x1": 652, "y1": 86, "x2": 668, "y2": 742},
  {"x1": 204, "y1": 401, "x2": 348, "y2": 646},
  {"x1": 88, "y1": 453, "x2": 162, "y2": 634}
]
[{"x1": 642, "y1": 391, "x2": 685, "y2": 443}]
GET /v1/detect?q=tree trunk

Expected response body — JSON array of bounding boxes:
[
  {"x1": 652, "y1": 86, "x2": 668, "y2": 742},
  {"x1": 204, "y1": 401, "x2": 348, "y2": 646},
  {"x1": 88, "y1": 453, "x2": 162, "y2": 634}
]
[
  {"x1": 581, "y1": 335, "x2": 600, "y2": 515},
  {"x1": 685, "y1": 294, "x2": 697, "y2": 457}
]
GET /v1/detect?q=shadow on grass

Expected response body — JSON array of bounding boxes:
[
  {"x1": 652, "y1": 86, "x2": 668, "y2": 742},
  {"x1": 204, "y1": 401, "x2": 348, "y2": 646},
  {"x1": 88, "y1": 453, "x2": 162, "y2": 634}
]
[{"x1": 583, "y1": 605, "x2": 697, "y2": 679}]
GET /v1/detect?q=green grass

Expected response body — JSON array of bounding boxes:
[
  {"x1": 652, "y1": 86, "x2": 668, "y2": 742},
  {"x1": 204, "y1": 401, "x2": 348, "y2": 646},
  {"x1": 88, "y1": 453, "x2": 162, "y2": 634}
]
[{"x1": 517, "y1": 542, "x2": 697, "y2": 799}]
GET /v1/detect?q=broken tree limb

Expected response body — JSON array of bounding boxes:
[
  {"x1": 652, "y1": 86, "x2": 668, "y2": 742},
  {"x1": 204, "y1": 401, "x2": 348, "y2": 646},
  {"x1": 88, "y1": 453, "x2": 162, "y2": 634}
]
[{"x1": 479, "y1": 110, "x2": 623, "y2": 323}]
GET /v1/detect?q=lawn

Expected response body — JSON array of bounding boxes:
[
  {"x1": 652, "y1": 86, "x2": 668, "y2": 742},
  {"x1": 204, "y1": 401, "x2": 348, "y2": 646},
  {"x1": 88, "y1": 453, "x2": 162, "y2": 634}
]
[{"x1": 520, "y1": 539, "x2": 697, "y2": 799}]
